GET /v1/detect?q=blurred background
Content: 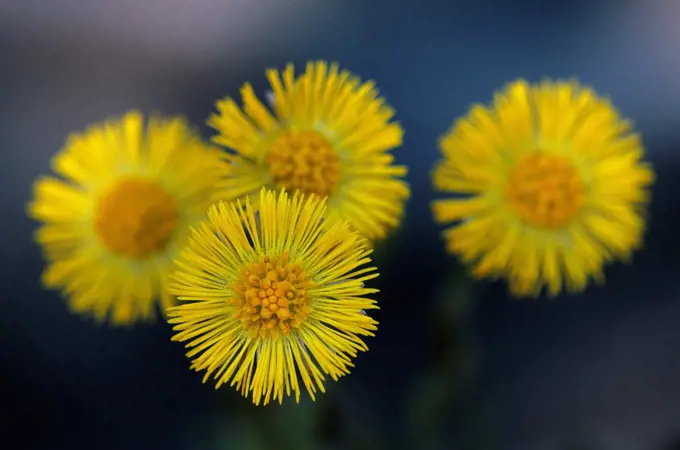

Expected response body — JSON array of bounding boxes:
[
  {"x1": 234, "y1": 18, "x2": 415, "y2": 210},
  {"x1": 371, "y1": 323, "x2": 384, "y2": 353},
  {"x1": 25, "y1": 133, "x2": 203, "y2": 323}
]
[{"x1": 2, "y1": 0, "x2": 680, "y2": 449}]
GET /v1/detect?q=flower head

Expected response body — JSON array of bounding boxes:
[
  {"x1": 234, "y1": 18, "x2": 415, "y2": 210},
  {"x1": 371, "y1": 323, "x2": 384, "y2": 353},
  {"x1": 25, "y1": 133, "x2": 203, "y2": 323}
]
[
  {"x1": 168, "y1": 188, "x2": 379, "y2": 405},
  {"x1": 432, "y1": 79, "x2": 654, "y2": 297},
  {"x1": 28, "y1": 111, "x2": 225, "y2": 325},
  {"x1": 207, "y1": 60, "x2": 410, "y2": 242}
]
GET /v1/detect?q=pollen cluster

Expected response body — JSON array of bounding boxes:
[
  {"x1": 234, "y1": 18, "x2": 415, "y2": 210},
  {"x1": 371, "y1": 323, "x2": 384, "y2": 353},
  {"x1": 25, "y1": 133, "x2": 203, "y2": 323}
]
[
  {"x1": 231, "y1": 251, "x2": 312, "y2": 338},
  {"x1": 505, "y1": 152, "x2": 584, "y2": 229},
  {"x1": 266, "y1": 130, "x2": 341, "y2": 197},
  {"x1": 94, "y1": 178, "x2": 178, "y2": 258}
]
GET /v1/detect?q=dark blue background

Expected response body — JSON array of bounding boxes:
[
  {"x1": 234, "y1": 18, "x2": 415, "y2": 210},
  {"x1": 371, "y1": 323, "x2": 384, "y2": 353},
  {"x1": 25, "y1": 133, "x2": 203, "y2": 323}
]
[{"x1": 2, "y1": 0, "x2": 680, "y2": 448}]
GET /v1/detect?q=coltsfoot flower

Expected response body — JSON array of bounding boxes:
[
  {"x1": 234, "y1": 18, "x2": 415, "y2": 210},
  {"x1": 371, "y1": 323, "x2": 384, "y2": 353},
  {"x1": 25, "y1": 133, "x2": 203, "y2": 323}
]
[
  {"x1": 168, "y1": 188, "x2": 379, "y2": 405},
  {"x1": 432, "y1": 80, "x2": 654, "y2": 297},
  {"x1": 28, "y1": 111, "x2": 224, "y2": 325},
  {"x1": 207, "y1": 60, "x2": 410, "y2": 242}
]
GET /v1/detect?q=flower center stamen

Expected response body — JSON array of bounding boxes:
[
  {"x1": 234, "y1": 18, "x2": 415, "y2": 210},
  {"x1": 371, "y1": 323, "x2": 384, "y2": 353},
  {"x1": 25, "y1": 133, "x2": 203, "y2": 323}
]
[
  {"x1": 266, "y1": 130, "x2": 340, "y2": 197},
  {"x1": 231, "y1": 251, "x2": 312, "y2": 339},
  {"x1": 505, "y1": 152, "x2": 584, "y2": 229},
  {"x1": 94, "y1": 178, "x2": 178, "y2": 258}
]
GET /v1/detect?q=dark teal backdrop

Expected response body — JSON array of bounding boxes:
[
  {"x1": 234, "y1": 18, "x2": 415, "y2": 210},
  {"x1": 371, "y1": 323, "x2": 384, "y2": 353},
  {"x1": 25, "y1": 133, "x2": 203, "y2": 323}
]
[{"x1": 2, "y1": 0, "x2": 680, "y2": 449}]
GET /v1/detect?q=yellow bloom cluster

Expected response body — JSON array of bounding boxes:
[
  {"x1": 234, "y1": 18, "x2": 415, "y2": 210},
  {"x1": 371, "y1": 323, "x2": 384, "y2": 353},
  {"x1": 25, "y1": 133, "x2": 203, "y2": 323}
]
[{"x1": 28, "y1": 61, "x2": 653, "y2": 405}]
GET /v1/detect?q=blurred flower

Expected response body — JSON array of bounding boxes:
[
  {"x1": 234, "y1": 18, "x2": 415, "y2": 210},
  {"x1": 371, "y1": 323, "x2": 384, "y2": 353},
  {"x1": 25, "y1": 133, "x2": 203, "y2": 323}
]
[
  {"x1": 28, "y1": 111, "x2": 224, "y2": 325},
  {"x1": 207, "y1": 60, "x2": 410, "y2": 242},
  {"x1": 432, "y1": 80, "x2": 654, "y2": 297},
  {"x1": 168, "y1": 188, "x2": 379, "y2": 405}
]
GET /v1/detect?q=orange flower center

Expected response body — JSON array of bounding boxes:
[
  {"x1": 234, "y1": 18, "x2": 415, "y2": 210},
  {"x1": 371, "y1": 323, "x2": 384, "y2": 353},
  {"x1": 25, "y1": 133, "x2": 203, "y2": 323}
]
[
  {"x1": 231, "y1": 251, "x2": 312, "y2": 339},
  {"x1": 505, "y1": 152, "x2": 584, "y2": 229},
  {"x1": 266, "y1": 130, "x2": 340, "y2": 197},
  {"x1": 94, "y1": 178, "x2": 178, "y2": 258}
]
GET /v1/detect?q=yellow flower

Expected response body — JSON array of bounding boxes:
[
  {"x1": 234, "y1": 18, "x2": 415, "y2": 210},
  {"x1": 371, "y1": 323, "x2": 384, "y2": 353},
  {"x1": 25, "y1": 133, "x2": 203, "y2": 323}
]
[
  {"x1": 207, "y1": 60, "x2": 410, "y2": 242},
  {"x1": 28, "y1": 111, "x2": 225, "y2": 325},
  {"x1": 168, "y1": 188, "x2": 379, "y2": 406},
  {"x1": 432, "y1": 79, "x2": 654, "y2": 298}
]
